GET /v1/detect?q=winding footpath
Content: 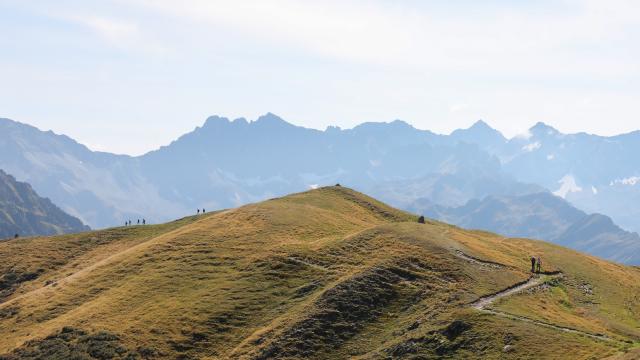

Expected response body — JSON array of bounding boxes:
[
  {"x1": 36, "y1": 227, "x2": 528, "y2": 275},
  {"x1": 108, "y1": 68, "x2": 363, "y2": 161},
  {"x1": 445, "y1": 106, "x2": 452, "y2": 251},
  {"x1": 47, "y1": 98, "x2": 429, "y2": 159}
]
[
  {"x1": 454, "y1": 249, "x2": 615, "y2": 343},
  {"x1": 470, "y1": 274, "x2": 552, "y2": 310}
]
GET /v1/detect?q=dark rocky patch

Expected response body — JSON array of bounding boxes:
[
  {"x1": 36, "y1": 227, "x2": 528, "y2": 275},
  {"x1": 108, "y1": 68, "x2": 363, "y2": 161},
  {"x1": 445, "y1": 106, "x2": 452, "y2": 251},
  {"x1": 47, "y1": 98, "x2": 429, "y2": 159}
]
[
  {"x1": 0, "y1": 268, "x2": 44, "y2": 301},
  {"x1": 254, "y1": 260, "x2": 437, "y2": 359},
  {"x1": 293, "y1": 280, "x2": 322, "y2": 298},
  {"x1": 385, "y1": 320, "x2": 474, "y2": 358},
  {"x1": 0, "y1": 327, "x2": 153, "y2": 359}
]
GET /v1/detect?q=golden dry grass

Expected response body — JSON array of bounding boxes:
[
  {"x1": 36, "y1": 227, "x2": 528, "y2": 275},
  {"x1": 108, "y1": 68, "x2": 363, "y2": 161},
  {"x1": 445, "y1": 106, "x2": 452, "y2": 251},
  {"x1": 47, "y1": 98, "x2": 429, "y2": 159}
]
[{"x1": 0, "y1": 186, "x2": 638, "y2": 359}]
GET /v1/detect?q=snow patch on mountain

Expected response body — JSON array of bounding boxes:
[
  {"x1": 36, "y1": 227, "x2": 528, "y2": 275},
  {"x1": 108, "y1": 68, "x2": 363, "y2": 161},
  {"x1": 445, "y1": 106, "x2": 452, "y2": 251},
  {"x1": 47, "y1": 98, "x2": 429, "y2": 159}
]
[
  {"x1": 610, "y1": 176, "x2": 640, "y2": 186},
  {"x1": 515, "y1": 130, "x2": 533, "y2": 140},
  {"x1": 522, "y1": 141, "x2": 541, "y2": 152},
  {"x1": 553, "y1": 175, "x2": 582, "y2": 198}
]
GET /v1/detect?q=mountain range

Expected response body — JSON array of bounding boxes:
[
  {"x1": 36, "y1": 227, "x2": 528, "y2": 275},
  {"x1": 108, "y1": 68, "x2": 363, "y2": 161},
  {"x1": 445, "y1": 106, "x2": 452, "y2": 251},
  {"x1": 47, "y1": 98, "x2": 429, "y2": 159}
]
[
  {"x1": 411, "y1": 192, "x2": 640, "y2": 264},
  {"x1": 0, "y1": 169, "x2": 88, "y2": 239},
  {"x1": 1, "y1": 187, "x2": 639, "y2": 359},
  {"x1": 2, "y1": 114, "x2": 640, "y2": 264}
]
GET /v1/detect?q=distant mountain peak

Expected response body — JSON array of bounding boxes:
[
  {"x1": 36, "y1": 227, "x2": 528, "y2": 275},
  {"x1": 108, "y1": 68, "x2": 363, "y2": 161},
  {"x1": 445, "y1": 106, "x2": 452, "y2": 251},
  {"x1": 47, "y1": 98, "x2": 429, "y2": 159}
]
[
  {"x1": 203, "y1": 115, "x2": 231, "y2": 127},
  {"x1": 255, "y1": 112, "x2": 285, "y2": 123},
  {"x1": 390, "y1": 119, "x2": 414, "y2": 128},
  {"x1": 469, "y1": 119, "x2": 492, "y2": 130},
  {"x1": 449, "y1": 119, "x2": 506, "y2": 150},
  {"x1": 252, "y1": 112, "x2": 296, "y2": 128},
  {"x1": 352, "y1": 119, "x2": 416, "y2": 132},
  {"x1": 530, "y1": 121, "x2": 560, "y2": 136}
]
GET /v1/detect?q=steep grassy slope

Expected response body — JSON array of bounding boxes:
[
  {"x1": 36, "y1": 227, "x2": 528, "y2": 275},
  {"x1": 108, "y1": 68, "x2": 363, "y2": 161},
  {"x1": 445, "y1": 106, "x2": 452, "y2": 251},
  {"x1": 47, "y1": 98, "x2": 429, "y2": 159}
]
[{"x1": 0, "y1": 186, "x2": 639, "y2": 359}]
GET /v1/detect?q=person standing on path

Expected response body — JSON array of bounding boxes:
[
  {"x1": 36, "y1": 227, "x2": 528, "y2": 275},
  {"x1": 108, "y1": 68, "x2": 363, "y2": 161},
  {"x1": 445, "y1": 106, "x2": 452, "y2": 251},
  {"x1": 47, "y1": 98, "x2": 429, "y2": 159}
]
[
  {"x1": 531, "y1": 256, "x2": 536, "y2": 273},
  {"x1": 536, "y1": 256, "x2": 542, "y2": 273}
]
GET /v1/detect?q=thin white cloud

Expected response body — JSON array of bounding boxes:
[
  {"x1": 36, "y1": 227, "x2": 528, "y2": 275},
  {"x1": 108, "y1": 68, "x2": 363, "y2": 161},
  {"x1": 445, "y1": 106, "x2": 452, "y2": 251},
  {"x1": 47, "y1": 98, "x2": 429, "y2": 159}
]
[
  {"x1": 62, "y1": 13, "x2": 167, "y2": 55},
  {"x1": 449, "y1": 103, "x2": 470, "y2": 113},
  {"x1": 2, "y1": 1, "x2": 640, "y2": 154},
  {"x1": 129, "y1": 0, "x2": 640, "y2": 74}
]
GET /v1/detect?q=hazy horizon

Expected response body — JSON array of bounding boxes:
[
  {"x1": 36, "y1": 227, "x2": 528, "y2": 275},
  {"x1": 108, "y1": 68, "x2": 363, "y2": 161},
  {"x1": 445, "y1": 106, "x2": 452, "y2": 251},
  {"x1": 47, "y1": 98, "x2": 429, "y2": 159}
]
[
  {"x1": 2, "y1": 1, "x2": 639, "y2": 154},
  {"x1": 2, "y1": 113, "x2": 634, "y2": 157}
]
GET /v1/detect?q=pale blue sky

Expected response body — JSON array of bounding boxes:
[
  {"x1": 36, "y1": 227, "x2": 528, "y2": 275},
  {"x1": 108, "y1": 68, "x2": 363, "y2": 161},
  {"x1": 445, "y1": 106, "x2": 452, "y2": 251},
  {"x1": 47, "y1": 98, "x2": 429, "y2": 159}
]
[{"x1": 1, "y1": 0, "x2": 639, "y2": 155}]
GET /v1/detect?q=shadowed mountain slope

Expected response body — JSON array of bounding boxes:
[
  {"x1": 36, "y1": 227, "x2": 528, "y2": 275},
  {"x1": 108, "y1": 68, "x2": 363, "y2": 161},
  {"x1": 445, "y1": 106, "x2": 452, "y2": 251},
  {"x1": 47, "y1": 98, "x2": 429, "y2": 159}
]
[
  {"x1": 0, "y1": 169, "x2": 88, "y2": 239},
  {"x1": 0, "y1": 187, "x2": 639, "y2": 359}
]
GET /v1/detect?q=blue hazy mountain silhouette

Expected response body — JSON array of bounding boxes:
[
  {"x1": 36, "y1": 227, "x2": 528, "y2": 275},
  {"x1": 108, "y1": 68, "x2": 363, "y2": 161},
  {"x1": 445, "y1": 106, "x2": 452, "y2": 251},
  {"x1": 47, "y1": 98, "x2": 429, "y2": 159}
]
[
  {"x1": 2, "y1": 114, "x2": 640, "y2": 263},
  {"x1": 413, "y1": 192, "x2": 640, "y2": 264}
]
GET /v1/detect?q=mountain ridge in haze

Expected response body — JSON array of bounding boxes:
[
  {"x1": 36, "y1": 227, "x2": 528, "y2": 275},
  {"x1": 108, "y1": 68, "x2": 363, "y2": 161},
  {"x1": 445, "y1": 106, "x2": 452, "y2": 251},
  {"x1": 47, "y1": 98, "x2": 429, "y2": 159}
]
[
  {"x1": 412, "y1": 192, "x2": 640, "y2": 264},
  {"x1": 2, "y1": 113, "x2": 640, "y2": 259}
]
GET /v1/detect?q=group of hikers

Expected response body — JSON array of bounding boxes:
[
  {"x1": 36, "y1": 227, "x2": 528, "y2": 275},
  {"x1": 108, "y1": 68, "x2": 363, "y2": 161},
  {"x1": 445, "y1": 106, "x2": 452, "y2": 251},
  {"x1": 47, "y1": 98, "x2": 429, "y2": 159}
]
[
  {"x1": 123, "y1": 208, "x2": 207, "y2": 227},
  {"x1": 530, "y1": 256, "x2": 543, "y2": 273},
  {"x1": 124, "y1": 219, "x2": 146, "y2": 226}
]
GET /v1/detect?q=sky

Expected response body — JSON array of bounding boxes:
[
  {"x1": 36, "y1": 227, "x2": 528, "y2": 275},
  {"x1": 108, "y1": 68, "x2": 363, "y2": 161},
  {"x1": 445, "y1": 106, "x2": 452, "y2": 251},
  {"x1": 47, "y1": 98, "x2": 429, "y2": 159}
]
[{"x1": 1, "y1": 0, "x2": 639, "y2": 155}]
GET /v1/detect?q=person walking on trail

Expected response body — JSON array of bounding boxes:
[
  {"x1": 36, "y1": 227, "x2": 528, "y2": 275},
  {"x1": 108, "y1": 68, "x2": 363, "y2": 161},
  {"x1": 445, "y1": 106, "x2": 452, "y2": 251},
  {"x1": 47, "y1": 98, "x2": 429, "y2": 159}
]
[
  {"x1": 530, "y1": 256, "x2": 536, "y2": 273},
  {"x1": 536, "y1": 256, "x2": 542, "y2": 273},
  {"x1": 143, "y1": 219, "x2": 146, "y2": 225},
  {"x1": 197, "y1": 209, "x2": 200, "y2": 214},
  {"x1": 203, "y1": 208, "x2": 206, "y2": 214},
  {"x1": 137, "y1": 219, "x2": 140, "y2": 225}
]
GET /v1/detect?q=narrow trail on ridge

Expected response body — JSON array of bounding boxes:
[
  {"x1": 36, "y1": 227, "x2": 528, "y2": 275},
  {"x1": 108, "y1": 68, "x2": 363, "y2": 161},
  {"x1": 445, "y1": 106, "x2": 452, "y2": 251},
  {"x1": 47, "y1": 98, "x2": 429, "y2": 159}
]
[
  {"x1": 470, "y1": 273, "x2": 559, "y2": 310},
  {"x1": 469, "y1": 271, "x2": 615, "y2": 342}
]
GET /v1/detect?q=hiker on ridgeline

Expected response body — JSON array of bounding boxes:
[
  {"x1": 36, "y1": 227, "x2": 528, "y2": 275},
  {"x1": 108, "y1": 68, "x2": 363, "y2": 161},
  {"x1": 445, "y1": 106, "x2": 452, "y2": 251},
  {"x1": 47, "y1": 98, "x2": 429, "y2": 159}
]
[
  {"x1": 530, "y1": 256, "x2": 536, "y2": 273},
  {"x1": 137, "y1": 219, "x2": 140, "y2": 225},
  {"x1": 197, "y1": 209, "x2": 200, "y2": 214},
  {"x1": 143, "y1": 219, "x2": 146, "y2": 225},
  {"x1": 536, "y1": 256, "x2": 542, "y2": 273},
  {"x1": 418, "y1": 215, "x2": 425, "y2": 224},
  {"x1": 203, "y1": 208, "x2": 206, "y2": 214}
]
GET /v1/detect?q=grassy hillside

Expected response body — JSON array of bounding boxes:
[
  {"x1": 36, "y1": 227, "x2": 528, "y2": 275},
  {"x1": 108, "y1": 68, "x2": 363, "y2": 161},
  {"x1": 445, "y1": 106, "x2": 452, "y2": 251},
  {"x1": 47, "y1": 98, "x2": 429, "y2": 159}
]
[{"x1": 0, "y1": 186, "x2": 639, "y2": 359}]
